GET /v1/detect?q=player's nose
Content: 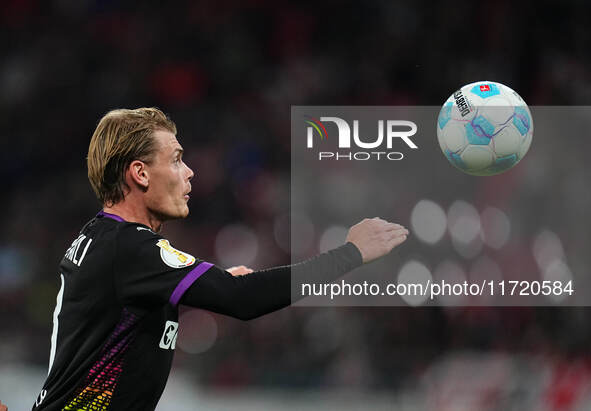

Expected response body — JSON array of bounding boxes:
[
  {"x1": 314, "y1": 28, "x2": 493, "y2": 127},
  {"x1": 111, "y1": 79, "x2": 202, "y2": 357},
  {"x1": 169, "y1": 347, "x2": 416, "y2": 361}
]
[{"x1": 185, "y1": 163, "x2": 194, "y2": 180}]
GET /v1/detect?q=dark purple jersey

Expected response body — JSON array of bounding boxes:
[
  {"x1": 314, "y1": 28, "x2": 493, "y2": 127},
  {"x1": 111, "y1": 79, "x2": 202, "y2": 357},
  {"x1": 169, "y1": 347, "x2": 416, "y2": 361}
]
[{"x1": 33, "y1": 211, "x2": 362, "y2": 410}]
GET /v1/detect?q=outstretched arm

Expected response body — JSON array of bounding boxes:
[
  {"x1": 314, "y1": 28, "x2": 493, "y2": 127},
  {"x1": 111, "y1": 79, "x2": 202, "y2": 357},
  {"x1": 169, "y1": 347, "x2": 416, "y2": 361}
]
[{"x1": 180, "y1": 218, "x2": 408, "y2": 320}]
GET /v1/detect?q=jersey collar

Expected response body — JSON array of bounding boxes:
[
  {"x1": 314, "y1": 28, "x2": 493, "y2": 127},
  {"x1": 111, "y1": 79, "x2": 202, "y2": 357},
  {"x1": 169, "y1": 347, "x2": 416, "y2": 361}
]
[{"x1": 97, "y1": 210, "x2": 126, "y2": 222}]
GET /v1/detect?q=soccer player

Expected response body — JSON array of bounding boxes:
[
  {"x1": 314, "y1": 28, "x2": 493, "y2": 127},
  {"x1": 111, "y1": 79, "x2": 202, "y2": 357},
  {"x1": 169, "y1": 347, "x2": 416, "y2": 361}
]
[{"x1": 32, "y1": 108, "x2": 408, "y2": 410}]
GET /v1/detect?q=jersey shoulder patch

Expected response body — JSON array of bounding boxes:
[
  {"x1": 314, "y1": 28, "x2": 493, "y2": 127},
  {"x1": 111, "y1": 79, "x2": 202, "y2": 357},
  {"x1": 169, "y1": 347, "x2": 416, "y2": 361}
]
[{"x1": 156, "y1": 239, "x2": 196, "y2": 268}]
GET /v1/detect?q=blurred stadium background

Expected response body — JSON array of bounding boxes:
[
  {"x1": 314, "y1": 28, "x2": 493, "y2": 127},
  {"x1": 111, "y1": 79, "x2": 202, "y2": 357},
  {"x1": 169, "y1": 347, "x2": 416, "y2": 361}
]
[{"x1": 1, "y1": 1, "x2": 591, "y2": 409}]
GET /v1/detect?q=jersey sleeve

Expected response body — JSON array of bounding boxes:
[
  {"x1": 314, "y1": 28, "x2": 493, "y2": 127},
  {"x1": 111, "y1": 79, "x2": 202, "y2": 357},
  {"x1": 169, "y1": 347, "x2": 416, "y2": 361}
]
[
  {"x1": 114, "y1": 224, "x2": 214, "y2": 308},
  {"x1": 180, "y1": 242, "x2": 363, "y2": 320}
]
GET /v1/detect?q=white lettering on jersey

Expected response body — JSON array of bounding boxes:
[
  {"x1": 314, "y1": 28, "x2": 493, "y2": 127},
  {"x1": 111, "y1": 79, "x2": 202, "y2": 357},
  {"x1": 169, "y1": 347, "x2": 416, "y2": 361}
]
[
  {"x1": 156, "y1": 239, "x2": 195, "y2": 268},
  {"x1": 35, "y1": 389, "x2": 47, "y2": 407},
  {"x1": 64, "y1": 234, "x2": 93, "y2": 266},
  {"x1": 159, "y1": 321, "x2": 179, "y2": 350},
  {"x1": 48, "y1": 274, "x2": 65, "y2": 375}
]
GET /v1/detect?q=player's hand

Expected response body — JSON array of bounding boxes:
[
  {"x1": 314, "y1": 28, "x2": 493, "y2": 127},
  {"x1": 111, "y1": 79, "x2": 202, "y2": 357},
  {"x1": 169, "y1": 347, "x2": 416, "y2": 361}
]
[
  {"x1": 345, "y1": 217, "x2": 409, "y2": 263},
  {"x1": 226, "y1": 265, "x2": 254, "y2": 276},
  {"x1": 0, "y1": 400, "x2": 8, "y2": 411}
]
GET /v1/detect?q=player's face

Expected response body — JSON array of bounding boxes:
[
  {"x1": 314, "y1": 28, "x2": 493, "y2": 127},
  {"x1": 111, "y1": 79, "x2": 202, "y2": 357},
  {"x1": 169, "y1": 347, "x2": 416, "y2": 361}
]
[{"x1": 145, "y1": 130, "x2": 194, "y2": 220}]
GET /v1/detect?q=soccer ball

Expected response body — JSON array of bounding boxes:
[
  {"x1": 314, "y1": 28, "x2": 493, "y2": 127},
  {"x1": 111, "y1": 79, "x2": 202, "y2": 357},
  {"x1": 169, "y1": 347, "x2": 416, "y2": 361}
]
[{"x1": 437, "y1": 81, "x2": 533, "y2": 176}]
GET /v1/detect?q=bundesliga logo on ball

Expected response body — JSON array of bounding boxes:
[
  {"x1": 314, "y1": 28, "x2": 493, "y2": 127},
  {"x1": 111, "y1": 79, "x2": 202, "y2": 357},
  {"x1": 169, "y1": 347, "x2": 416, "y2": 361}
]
[{"x1": 437, "y1": 81, "x2": 533, "y2": 176}]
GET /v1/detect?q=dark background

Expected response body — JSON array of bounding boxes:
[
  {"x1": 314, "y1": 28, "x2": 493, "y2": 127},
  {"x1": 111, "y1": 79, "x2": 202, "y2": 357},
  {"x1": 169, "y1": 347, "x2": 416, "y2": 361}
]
[{"x1": 1, "y1": 1, "x2": 590, "y2": 409}]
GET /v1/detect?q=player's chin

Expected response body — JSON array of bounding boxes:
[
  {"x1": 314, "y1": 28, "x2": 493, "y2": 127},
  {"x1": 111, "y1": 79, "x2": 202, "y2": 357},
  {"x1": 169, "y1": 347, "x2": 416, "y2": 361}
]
[
  {"x1": 179, "y1": 204, "x2": 190, "y2": 218},
  {"x1": 164, "y1": 205, "x2": 189, "y2": 220}
]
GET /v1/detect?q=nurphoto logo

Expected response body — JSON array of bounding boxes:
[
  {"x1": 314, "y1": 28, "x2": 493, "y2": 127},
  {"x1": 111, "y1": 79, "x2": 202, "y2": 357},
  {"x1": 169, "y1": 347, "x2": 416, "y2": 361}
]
[{"x1": 304, "y1": 115, "x2": 418, "y2": 161}]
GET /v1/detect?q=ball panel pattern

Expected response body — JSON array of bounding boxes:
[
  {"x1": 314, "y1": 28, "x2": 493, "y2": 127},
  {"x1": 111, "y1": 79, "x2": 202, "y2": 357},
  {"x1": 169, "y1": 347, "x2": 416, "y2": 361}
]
[{"x1": 436, "y1": 81, "x2": 533, "y2": 176}]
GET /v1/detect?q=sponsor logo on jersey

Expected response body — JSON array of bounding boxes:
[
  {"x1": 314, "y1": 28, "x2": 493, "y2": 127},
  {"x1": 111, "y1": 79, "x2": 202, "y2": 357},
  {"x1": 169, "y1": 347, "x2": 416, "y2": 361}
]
[
  {"x1": 137, "y1": 226, "x2": 155, "y2": 234},
  {"x1": 156, "y1": 239, "x2": 196, "y2": 268},
  {"x1": 159, "y1": 320, "x2": 178, "y2": 350}
]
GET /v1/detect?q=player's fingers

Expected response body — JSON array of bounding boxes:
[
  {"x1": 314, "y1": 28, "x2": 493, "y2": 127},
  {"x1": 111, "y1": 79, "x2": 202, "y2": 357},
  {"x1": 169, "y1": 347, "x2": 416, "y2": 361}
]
[
  {"x1": 226, "y1": 265, "x2": 253, "y2": 276},
  {"x1": 372, "y1": 217, "x2": 388, "y2": 224},
  {"x1": 388, "y1": 227, "x2": 409, "y2": 238},
  {"x1": 388, "y1": 233, "x2": 408, "y2": 249},
  {"x1": 383, "y1": 223, "x2": 405, "y2": 231},
  {"x1": 388, "y1": 229, "x2": 409, "y2": 243}
]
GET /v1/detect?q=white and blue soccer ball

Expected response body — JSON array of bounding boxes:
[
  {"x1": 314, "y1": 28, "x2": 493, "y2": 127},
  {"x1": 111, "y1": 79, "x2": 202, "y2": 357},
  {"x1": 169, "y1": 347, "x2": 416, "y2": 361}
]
[{"x1": 437, "y1": 81, "x2": 533, "y2": 176}]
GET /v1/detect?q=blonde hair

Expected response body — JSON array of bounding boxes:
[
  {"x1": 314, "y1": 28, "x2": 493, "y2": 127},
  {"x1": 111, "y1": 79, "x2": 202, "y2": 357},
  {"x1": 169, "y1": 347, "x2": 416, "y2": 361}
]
[{"x1": 87, "y1": 107, "x2": 177, "y2": 206}]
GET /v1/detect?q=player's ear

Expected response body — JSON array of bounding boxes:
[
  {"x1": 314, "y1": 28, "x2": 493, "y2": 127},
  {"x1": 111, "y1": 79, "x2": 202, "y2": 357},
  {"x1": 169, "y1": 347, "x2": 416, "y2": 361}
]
[{"x1": 128, "y1": 159, "x2": 149, "y2": 190}]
